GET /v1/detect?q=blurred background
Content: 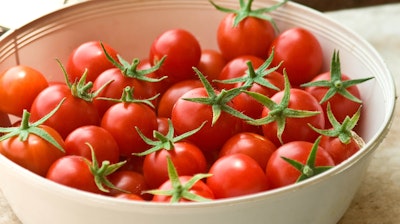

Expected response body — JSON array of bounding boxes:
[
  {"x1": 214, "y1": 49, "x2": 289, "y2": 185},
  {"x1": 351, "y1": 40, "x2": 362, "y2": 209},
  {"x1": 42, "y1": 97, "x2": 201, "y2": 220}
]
[{"x1": 293, "y1": 0, "x2": 400, "y2": 11}]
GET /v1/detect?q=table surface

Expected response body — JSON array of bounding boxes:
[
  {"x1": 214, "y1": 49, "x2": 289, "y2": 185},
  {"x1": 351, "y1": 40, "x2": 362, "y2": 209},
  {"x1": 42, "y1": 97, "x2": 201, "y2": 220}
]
[{"x1": 1, "y1": 2, "x2": 400, "y2": 224}]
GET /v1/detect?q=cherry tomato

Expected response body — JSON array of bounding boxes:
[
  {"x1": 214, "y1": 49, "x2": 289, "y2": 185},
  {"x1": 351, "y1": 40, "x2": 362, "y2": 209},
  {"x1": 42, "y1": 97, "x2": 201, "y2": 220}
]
[
  {"x1": 64, "y1": 125, "x2": 120, "y2": 164},
  {"x1": 66, "y1": 41, "x2": 119, "y2": 83},
  {"x1": 219, "y1": 132, "x2": 277, "y2": 169},
  {"x1": 217, "y1": 14, "x2": 275, "y2": 61},
  {"x1": 319, "y1": 135, "x2": 361, "y2": 165},
  {"x1": 0, "y1": 65, "x2": 48, "y2": 117},
  {"x1": 149, "y1": 29, "x2": 201, "y2": 84},
  {"x1": 46, "y1": 155, "x2": 104, "y2": 194},
  {"x1": 197, "y1": 49, "x2": 227, "y2": 85},
  {"x1": 108, "y1": 170, "x2": 149, "y2": 199},
  {"x1": 0, "y1": 112, "x2": 11, "y2": 129},
  {"x1": 152, "y1": 175, "x2": 214, "y2": 202},
  {"x1": 29, "y1": 84, "x2": 100, "y2": 139},
  {"x1": 0, "y1": 125, "x2": 65, "y2": 176},
  {"x1": 269, "y1": 28, "x2": 323, "y2": 86},
  {"x1": 207, "y1": 154, "x2": 269, "y2": 199},
  {"x1": 266, "y1": 140, "x2": 334, "y2": 189},
  {"x1": 100, "y1": 101, "x2": 158, "y2": 156},
  {"x1": 156, "y1": 79, "x2": 202, "y2": 118},
  {"x1": 142, "y1": 141, "x2": 207, "y2": 189}
]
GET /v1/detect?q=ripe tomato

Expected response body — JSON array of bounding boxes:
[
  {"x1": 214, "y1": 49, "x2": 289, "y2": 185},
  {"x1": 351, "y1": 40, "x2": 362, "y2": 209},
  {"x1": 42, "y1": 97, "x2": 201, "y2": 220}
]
[
  {"x1": 171, "y1": 87, "x2": 242, "y2": 153},
  {"x1": 216, "y1": 55, "x2": 264, "y2": 90},
  {"x1": 266, "y1": 140, "x2": 334, "y2": 189},
  {"x1": 217, "y1": 14, "x2": 275, "y2": 61},
  {"x1": 149, "y1": 29, "x2": 201, "y2": 84},
  {"x1": 142, "y1": 141, "x2": 207, "y2": 189},
  {"x1": 66, "y1": 41, "x2": 119, "y2": 83},
  {"x1": 319, "y1": 135, "x2": 361, "y2": 165},
  {"x1": 0, "y1": 65, "x2": 48, "y2": 117},
  {"x1": 219, "y1": 132, "x2": 277, "y2": 169},
  {"x1": 269, "y1": 28, "x2": 323, "y2": 86},
  {"x1": 0, "y1": 125, "x2": 65, "y2": 176},
  {"x1": 29, "y1": 84, "x2": 100, "y2": 139},
  {"x1": 0, "y1": 112, "x2": 11, "y2": 129},
  {"x1": 100, "y1": 101, "x2": 158, "y2": 156},
  {"x1": 46, "y1": 155, "x2": 104, "y2": 194},
  {"x1": 107, "y1": 170, "x2": 149, "y2": 198},
  {"x1": 197, "y1": 49, "x2": 227, "y2": 85},
  {"x1": 156, "y1": 79, "x2": 202, "y2": 118},
  {"x1": 152, "y1": 175, "x2": 215, "y2": 203},
  {"x1": 207, "y1": 154, "x2": 269, "y2": 199},
  {"x1": 64, "y1": 125, "x2": 120, "y2": 164}
]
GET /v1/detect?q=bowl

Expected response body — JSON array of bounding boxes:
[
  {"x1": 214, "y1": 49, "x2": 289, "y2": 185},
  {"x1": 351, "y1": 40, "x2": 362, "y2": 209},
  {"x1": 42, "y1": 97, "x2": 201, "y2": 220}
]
[{"x1": 0, "y1": 0, "x2": 396, "y2": 224}]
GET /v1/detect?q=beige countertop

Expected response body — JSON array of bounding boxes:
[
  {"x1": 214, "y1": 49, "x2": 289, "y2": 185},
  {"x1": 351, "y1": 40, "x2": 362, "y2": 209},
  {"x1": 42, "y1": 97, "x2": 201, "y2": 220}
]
[{"x1": 1, "y1": 2, "x2": 400, "y2": 224}]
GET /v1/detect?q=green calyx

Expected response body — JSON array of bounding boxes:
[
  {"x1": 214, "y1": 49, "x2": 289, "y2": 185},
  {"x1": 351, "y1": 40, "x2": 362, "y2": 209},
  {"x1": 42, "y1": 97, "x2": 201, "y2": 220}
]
[
  {"x1": 144, "y1": 157, "x2": 212, "y2": 203},
  {"x1": 183, "y1": 67, "x2": 253, "y2": 126},
  {"x1": 281, "y1": 136, "x2": 333, "y2": 183},
  {"x1": 244, "y1": 71, "x2": 321, "y2": 144},
  {"x1": 134, "y1": 119, "x2": 206, "y2": 157},
  {"x1": 100, "y1": 42, "x2": 167, "y2": 83},
  {"x1": 84, "y1": 142, "x2": 128, "y2": 193},
  {"x1": 209, "y1": 0, "x2": 288, "y2": 30},
  {"x1": 309, "y1": 103, "x2": 365, "y2": 147},
  {"x1": 0, "y1": 98, "x2": 66, "y2": 152},
  {"x1": 56, "y1": 59, "x2": 109, "y2": 102},
  {"x1": 97, "y1": 86, "x2": 159, "y2": 109},
  {"x1": 214, "y1": 48, "x2": 282, "y2": 91},
  {"x1": 300, "y1": 50, "x2": 374, "y2": 104}
]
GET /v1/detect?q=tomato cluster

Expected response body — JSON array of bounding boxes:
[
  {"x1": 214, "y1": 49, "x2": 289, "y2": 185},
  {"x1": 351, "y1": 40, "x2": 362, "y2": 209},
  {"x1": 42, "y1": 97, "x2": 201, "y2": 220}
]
[{"x1": 0, "y1": 0, "x2": 373, "y2": 202}]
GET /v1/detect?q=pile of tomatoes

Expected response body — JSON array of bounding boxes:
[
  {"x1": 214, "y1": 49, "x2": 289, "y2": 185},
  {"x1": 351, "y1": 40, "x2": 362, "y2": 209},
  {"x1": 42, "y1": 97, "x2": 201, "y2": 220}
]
[{"x1": 0, "y1": 0, "x2": 372, "y2": 202}]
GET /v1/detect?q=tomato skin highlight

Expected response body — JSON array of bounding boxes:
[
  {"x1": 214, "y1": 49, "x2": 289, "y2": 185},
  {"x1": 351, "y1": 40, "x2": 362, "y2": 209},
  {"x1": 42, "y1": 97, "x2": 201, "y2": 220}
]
[
  {"x1": 0, "y1": 125, "x2": 65, "y2": 177},
  {"x1": 217, "y1": 14, "x2": 275, "y2": 61},
  {"x1": 266, "y1": 141, "x2": 334, "y2": 189},
  {"x1": 0, "y1": 65, "x2": 49, "y2": 117},
  {"x1": 207, "y1": 154, "x2": 269, "y2": 199},
  {"x1": 269, "y1": 28, "x2": 323, "y2": 87}
]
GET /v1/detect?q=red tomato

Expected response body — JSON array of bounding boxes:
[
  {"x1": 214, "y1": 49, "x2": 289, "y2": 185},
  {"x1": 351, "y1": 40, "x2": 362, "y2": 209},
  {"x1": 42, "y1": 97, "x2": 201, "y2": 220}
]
[
  {"x1": 100, "y1": 101, "x2": 158, "y2": 156},
  {"x1": 304, "y1": 72, "x2": 363, "y2": 127},
  {"x1": 319, "y1": 135, "x2": 361, "y2": 165},
  {"x1": 269, "y1": 28, "x2": 323, "y2": 86},
  {"x1": 0, "y1": 65, "x2": 48, "y2": 117},
  {"x1": 108, "y1": 170, "x2": 149, "y2": 198},
  {"x1": 266, "y1": 140, "x2": 334, "y2": 189},
  {"x1": 207, "y1": 154, "x2": 269, "y2": 199},
  {"x1": 46, "y1": 155, "x2": 103, "y2": 194},
  {"x1": 156, "y1": 79, "x2": 202, "y2": 118},
  {"x1": 197, "y1": 49, "x2": 227, "y2": 85},
  {"x1": 171, "y1": 87, "x2": 242, "y2": 153},
  {"x1": 261, "y1": 88, "x2": 325, "y2": 146},
  {"x1": 156, "y1": 117, "x2": 170, "y2": 136},
  {"x1": 29, "y1": 84, "x2": 100, "y2": 139},
  {"x1": 66, "y1": 41, "x2": 119, "y2": 83},
  {"x1": 217, "y1": 14, "x2": 275, "y2": 61},
  {"x1": 217, "y1": 55, "x2": 264, "y2": 90},
  {"x1": 152, "y1": 175, "x2": 214, "y2": 202},
  {"x1": 219, "y1": 132, "x2": 277, "y2": 169},
  {"x1": 0, "y1": 125, "x2": 65, "y2": 176},
  {"x1": 149, "y1": 29, "x2": 201, "y2": 84},
  {"x1": 64, "y1": 125, "x2": 120, "y2": 164},
  {"x1": 142, "y1": 141, "x2": 207, "y2": 189},
  {"x1": 0, "y1": 112, "x2": 11, "y2": 128}
]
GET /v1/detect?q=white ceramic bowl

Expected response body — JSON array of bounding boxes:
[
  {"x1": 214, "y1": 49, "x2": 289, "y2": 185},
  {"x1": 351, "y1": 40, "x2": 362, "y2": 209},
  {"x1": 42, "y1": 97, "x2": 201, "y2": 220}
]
[{"x1": 0, "y1": 1, "x2": 396, "y2": 224}]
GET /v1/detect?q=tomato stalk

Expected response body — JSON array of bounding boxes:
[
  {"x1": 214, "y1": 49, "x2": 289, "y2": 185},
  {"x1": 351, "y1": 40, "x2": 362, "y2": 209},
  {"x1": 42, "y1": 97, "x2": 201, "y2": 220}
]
[
  {"x1": 214, "y1": 48, "x2": 282, "y2": 91},
  {"x1": 100, "y1": 42, "x2": 167, "y2": 83},
  {"x1": 300, "y1": 50, "x2": 374, "y2": 104},
  {"x1": 309, "y1": 103, "x2": 365, "y2": 147},
  {"x1": 84, "y1": 143, "x2": 127, "y2": 193},
  {"x1": 97, "y1": 86, "x2": 159, "y2": 109},
  {"x1": 0, "y1": 98, "x2": 66, "y2": 152},
  {"x1": 144, "y1": 157, "x2": 212, "y2": 203},
  {"x1": 209, "y1": 0, "x2": 288, "y2": 30},
  {"x1": 134, "y1": 119, "x2": 206, "y2": 156},
  {"x1": 245, "y1": 71, "x2": 321, "y2": 144},
  {"x1": 281, "y1": 136, "x2": 333, "y2": 182},
  {"x1": 183, "y1": 67, "x2": 253, "y2": 125}
]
